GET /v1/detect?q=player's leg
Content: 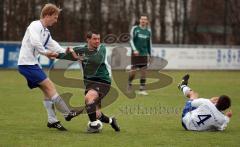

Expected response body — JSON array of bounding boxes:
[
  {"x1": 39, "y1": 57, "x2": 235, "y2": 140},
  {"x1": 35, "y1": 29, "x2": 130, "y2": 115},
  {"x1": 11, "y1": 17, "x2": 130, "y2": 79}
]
[
  {"x1": 178, "y1": 74, "x2": 198, "y2": 100},
  {"x1": 85, "y1": 89, "x2": 102, "y2": 133},
  {"x1": 86, "y1": 82, "x2": 120, "y2": 132},
  {"x1": 96, "y1": 105, "x2": 120, "y2": 132},
  {"x1": 98, "y1": 82, "x2": 120, "y2": 132},
  {"x1": 127, "y1": 54, "x2": 139, "y2": 92},
  {"x1": 39, "y1": 79, "x2": 71, "y2": 116},
  {"x1": 138, "y1": 66, "x2": 148, "y2": 95},
  {"x1": 127, "y1": 67, "x2": 137, "y2": 92},
  {"x1": 178, "y1": 74, "x2": 198, "y2": 130},
  {"x1": 39, "y1": 78, "x2": 72, "y2": 131},
  {"x1": 40, "y1": 79, "x2": 80, "y2": 122},
  {"x1": 18, "y1": 65, "x2": 67, "y2": 131}
]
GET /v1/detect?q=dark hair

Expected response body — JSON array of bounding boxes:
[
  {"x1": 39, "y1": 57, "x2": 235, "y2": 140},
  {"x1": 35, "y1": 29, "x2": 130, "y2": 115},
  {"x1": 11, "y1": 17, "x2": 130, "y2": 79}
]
[
  {"x1": 140, "y1": 13, "x2": 148, "y2": 18},
  {"x1": 86, "y1": 30, "x2": 100, "y2": 39},
  {"x1": 216, "y1": 95, "x2": 231, "y2": 111}
]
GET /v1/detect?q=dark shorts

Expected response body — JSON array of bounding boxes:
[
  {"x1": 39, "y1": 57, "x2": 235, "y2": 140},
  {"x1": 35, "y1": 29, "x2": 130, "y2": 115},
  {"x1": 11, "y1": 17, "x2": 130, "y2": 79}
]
[
  {"x1": 18, "y1": 65, "x2": 47, "y2": 89},
  {"x1": 131, "y1": 55, "x2": 148, "y2": 69},
  {"x1": 84, "y1": 80, "x2": 111, "y2": 100}
]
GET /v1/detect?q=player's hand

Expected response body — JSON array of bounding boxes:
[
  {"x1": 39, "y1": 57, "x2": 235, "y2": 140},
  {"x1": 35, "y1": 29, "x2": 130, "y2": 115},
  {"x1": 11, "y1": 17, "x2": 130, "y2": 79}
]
[
  {"x1": 133, "y1": 50, "x2": 139, "y2": 56},
  {"x1": 46, "y1": 51, "x2": 58, "y2": 59},
  {"x1": 66, "y1": 47, "x2": 74, "y2": 53},
  {"x1": 210, "y1": 97, "x2": 219, "y2": 104},
  {"x1": 66, "y1": 47, "x2": 82, "y2": 60},
  {"x1": 226, "y1": 110, "x2": 232, "y2": 118}
]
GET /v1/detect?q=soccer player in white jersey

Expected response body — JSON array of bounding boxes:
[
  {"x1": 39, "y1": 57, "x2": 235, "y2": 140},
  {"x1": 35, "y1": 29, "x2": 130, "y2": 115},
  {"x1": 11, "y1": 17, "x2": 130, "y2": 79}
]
[
  {"x1": 18, "y1": 3, "x2": 77, "y2": 131},
  {"x1": 178, "y1": 74, "x2": 232, "y2": 131}
]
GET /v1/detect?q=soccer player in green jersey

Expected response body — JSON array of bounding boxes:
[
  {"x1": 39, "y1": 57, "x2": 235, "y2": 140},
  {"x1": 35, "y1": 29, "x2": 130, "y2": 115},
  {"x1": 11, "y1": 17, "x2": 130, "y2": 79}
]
[
  {"x1": 128, "y1": 14, "x2": 152, "y2": 95},
  {"x1": 57, "y1": 31, "x2": 120, "y2": 133}
]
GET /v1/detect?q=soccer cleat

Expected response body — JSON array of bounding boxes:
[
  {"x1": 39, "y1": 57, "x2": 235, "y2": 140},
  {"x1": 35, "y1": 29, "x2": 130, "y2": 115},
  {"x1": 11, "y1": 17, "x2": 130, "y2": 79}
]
[
  {"x1": 47, "y1": 121, "x2": 67, "y2": 131},
  {"x1": 137, "y1": 90, "x2": 148, "y2": 96},
  {"x1": 110, "y1": 117, "x2": 120, "y2": 132},
  {"x1": 65, "y1": 109, "x2": 83, "y2": 121},
  {"x1": 178, "y1": 74, "x2": 190, "y2": 90}
]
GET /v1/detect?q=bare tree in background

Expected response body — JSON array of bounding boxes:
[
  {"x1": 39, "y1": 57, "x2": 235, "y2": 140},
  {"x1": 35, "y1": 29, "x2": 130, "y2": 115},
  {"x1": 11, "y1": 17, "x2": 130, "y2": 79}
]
[
  {"x1": 5, "y1": 0, "x2": 16, "y2": 40},
  {"x1": 106, "y1": 1, "x2": 118, "y2": 34},
  {"x1": 150, "y1": 0, "x2": 156, "y2": 42},
  {"x1": 159, "y1": 0, "x2": 166, "y2": 43},
  {"x1": 172, "y1": 0, "x2": 181, "y2": 44},
  {"x1": 182, "y1": 0, "x2": 188, "y2": 44},
  {"x1": 0, "y1": 0, "x2": 4, "y2": 40},
  {"x1": 119, "y1": 0, "x2": 130, "y2": 34},
  {"x1": 79, "y1": 0, "x2": 88, "y2": 41},
  {"x1": 135, "y1": 0, "x2": 140, "y2": 19},
  {"x1": 128, "y1": 0, "x2": 135, "y2": 26},
  {"x1": 229, "y1": 0, "x2": 240, "y2": 44},
  {"x1": 188, "y1": 0, "x2": 201, "y2": 44},
  {"x1": 0, "y1": 0, "x2": 240, "y2": 44},
  {"x1": 142, "y1": 0, "x2": 147, "y2": 14},
  {"x1": 89, "y1": 0, "x2": 102, "y2": 33}
]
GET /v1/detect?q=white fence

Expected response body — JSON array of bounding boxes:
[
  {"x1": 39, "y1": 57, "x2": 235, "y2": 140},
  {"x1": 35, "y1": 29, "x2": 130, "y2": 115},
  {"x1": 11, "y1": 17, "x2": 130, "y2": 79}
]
[{"x1": 0, "y1": 42, "x2": 240, "y2": 70}]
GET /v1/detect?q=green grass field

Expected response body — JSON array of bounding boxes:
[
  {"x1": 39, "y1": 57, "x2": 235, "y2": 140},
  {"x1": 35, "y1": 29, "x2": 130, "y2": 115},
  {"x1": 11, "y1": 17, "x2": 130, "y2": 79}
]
[{"x1": 0, "y1": 70, "x2": 239, "y2": 147}]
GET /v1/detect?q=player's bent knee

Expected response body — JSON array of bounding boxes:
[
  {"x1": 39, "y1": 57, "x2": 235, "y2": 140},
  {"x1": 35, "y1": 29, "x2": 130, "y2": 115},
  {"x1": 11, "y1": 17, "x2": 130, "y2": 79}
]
[
  {"x1": 39, "y1": 78, "x2": 54, "y2": 89},
  {"x1": 85, "y1": 97, "x2": 95, "y2": 105},
  {"x1": 85, "y1": 91, "x2": 99, "y2": 105},
  {"x1": 85, "y1": 89, "x2": 99, "y2": 99}
]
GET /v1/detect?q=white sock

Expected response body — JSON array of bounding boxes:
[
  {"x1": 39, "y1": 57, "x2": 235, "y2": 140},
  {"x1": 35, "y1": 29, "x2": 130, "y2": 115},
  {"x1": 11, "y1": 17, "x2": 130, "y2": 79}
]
[
  {"x1": 181, "y1": 85, "x2": 191, "y2": 97},
  {"x1": 140, "y1": 86, "x2": 145, "y2": 91},
  {"x1": 109, "y1": 117, "x2": 113, "y2": 124},
  {"x1": 89, "y1": 120, "x2": 101, "y2": 126},
  {"x1": 43, "y1": 100, "x2": 58, "y2": 123},
  {"x1": 51, "y1": 93, "x2": 70, "y2": 117}
]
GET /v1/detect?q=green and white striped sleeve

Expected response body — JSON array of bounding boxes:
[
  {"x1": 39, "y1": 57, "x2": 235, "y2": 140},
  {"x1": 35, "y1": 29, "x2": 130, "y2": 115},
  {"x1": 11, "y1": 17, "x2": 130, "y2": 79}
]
[{"x1": 130, "y1": 26, "x2": 137, "y2": 51}]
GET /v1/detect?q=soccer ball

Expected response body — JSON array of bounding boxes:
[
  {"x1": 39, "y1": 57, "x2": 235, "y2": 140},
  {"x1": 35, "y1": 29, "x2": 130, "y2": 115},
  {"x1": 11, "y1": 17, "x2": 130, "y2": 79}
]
[{"x1": 87, "y1": 120, "x2": 103, "y2": 130}]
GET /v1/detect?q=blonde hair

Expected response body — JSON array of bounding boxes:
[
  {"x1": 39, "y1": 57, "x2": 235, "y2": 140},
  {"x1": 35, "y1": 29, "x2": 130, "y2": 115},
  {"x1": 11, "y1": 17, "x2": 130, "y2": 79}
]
[{"x1": 40, "y1": 3, "x2": 62, "y2": 19}]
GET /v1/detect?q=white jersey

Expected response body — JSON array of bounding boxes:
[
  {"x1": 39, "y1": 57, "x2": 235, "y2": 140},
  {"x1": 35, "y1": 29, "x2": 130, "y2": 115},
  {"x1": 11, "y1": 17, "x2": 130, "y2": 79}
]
[
  {"x1": 18, "y1": 20, "x2": 65, "y2": 65},
  {"x1": 182, "y1": 98, "x2": 230, "y2": 131}
]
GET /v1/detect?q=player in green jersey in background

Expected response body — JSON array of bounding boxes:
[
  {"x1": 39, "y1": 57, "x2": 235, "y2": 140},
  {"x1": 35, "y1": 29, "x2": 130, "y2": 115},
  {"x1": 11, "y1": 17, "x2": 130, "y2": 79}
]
[{"x1": 128, "y1": 14, "x2": 152, "y2": 95}]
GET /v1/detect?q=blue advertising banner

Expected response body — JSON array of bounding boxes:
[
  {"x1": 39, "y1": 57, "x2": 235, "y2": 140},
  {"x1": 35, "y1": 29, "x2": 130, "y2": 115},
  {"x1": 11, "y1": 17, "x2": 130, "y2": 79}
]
[
  {"x1": 0, "y1": 43, "x2": 21, "y2": 68},
  {"x1": 0, "y1": 42, "x2": 52, "y2": 68}
]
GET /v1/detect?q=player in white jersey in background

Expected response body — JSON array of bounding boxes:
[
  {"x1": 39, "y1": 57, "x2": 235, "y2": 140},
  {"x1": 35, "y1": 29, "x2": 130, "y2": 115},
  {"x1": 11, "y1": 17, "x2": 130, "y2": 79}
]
[
  {"x1": 178, "y1": 74, "x2": 232, "y2": 131},
  {"x1": 18, "y1": 3, "x2": 76, "y2": 131}
]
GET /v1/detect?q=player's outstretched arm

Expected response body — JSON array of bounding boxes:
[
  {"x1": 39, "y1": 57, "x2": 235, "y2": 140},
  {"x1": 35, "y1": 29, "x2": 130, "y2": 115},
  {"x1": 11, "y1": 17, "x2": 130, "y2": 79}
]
[
  {"x1": 56, "y1": 46, "x2": 85, "y2": 61},
  {"x1": 56, "y1": 52, "x2": 78, "y2": 61},
  {"x1": 45, "y1": 51, "x2": 58, "y2": 59},
  {"x1": 66, "y1": 47, "x2": 79, "y2": 59},
  {"x1": 56, "y1": 47, "x2": 80, "y2": 61}
]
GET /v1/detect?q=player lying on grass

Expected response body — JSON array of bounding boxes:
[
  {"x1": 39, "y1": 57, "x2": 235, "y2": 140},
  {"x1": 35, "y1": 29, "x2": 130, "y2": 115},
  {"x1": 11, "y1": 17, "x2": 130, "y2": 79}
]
[
  {"x1": 178, "y1": 74, "x2": 232, "y2": 131},
  {"x1": 56, "y1": 31, "x2": 120, "y2": 133}
]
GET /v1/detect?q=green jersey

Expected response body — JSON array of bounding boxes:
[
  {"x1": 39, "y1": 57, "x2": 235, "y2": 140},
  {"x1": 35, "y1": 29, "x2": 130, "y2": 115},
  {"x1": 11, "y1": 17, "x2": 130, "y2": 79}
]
[
  {"x1": 130, "y1": 25, "x2": 152, "y2": 56},
  {"x1": 57, "y1": 44, "x2": 111, "y2": 84}
]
